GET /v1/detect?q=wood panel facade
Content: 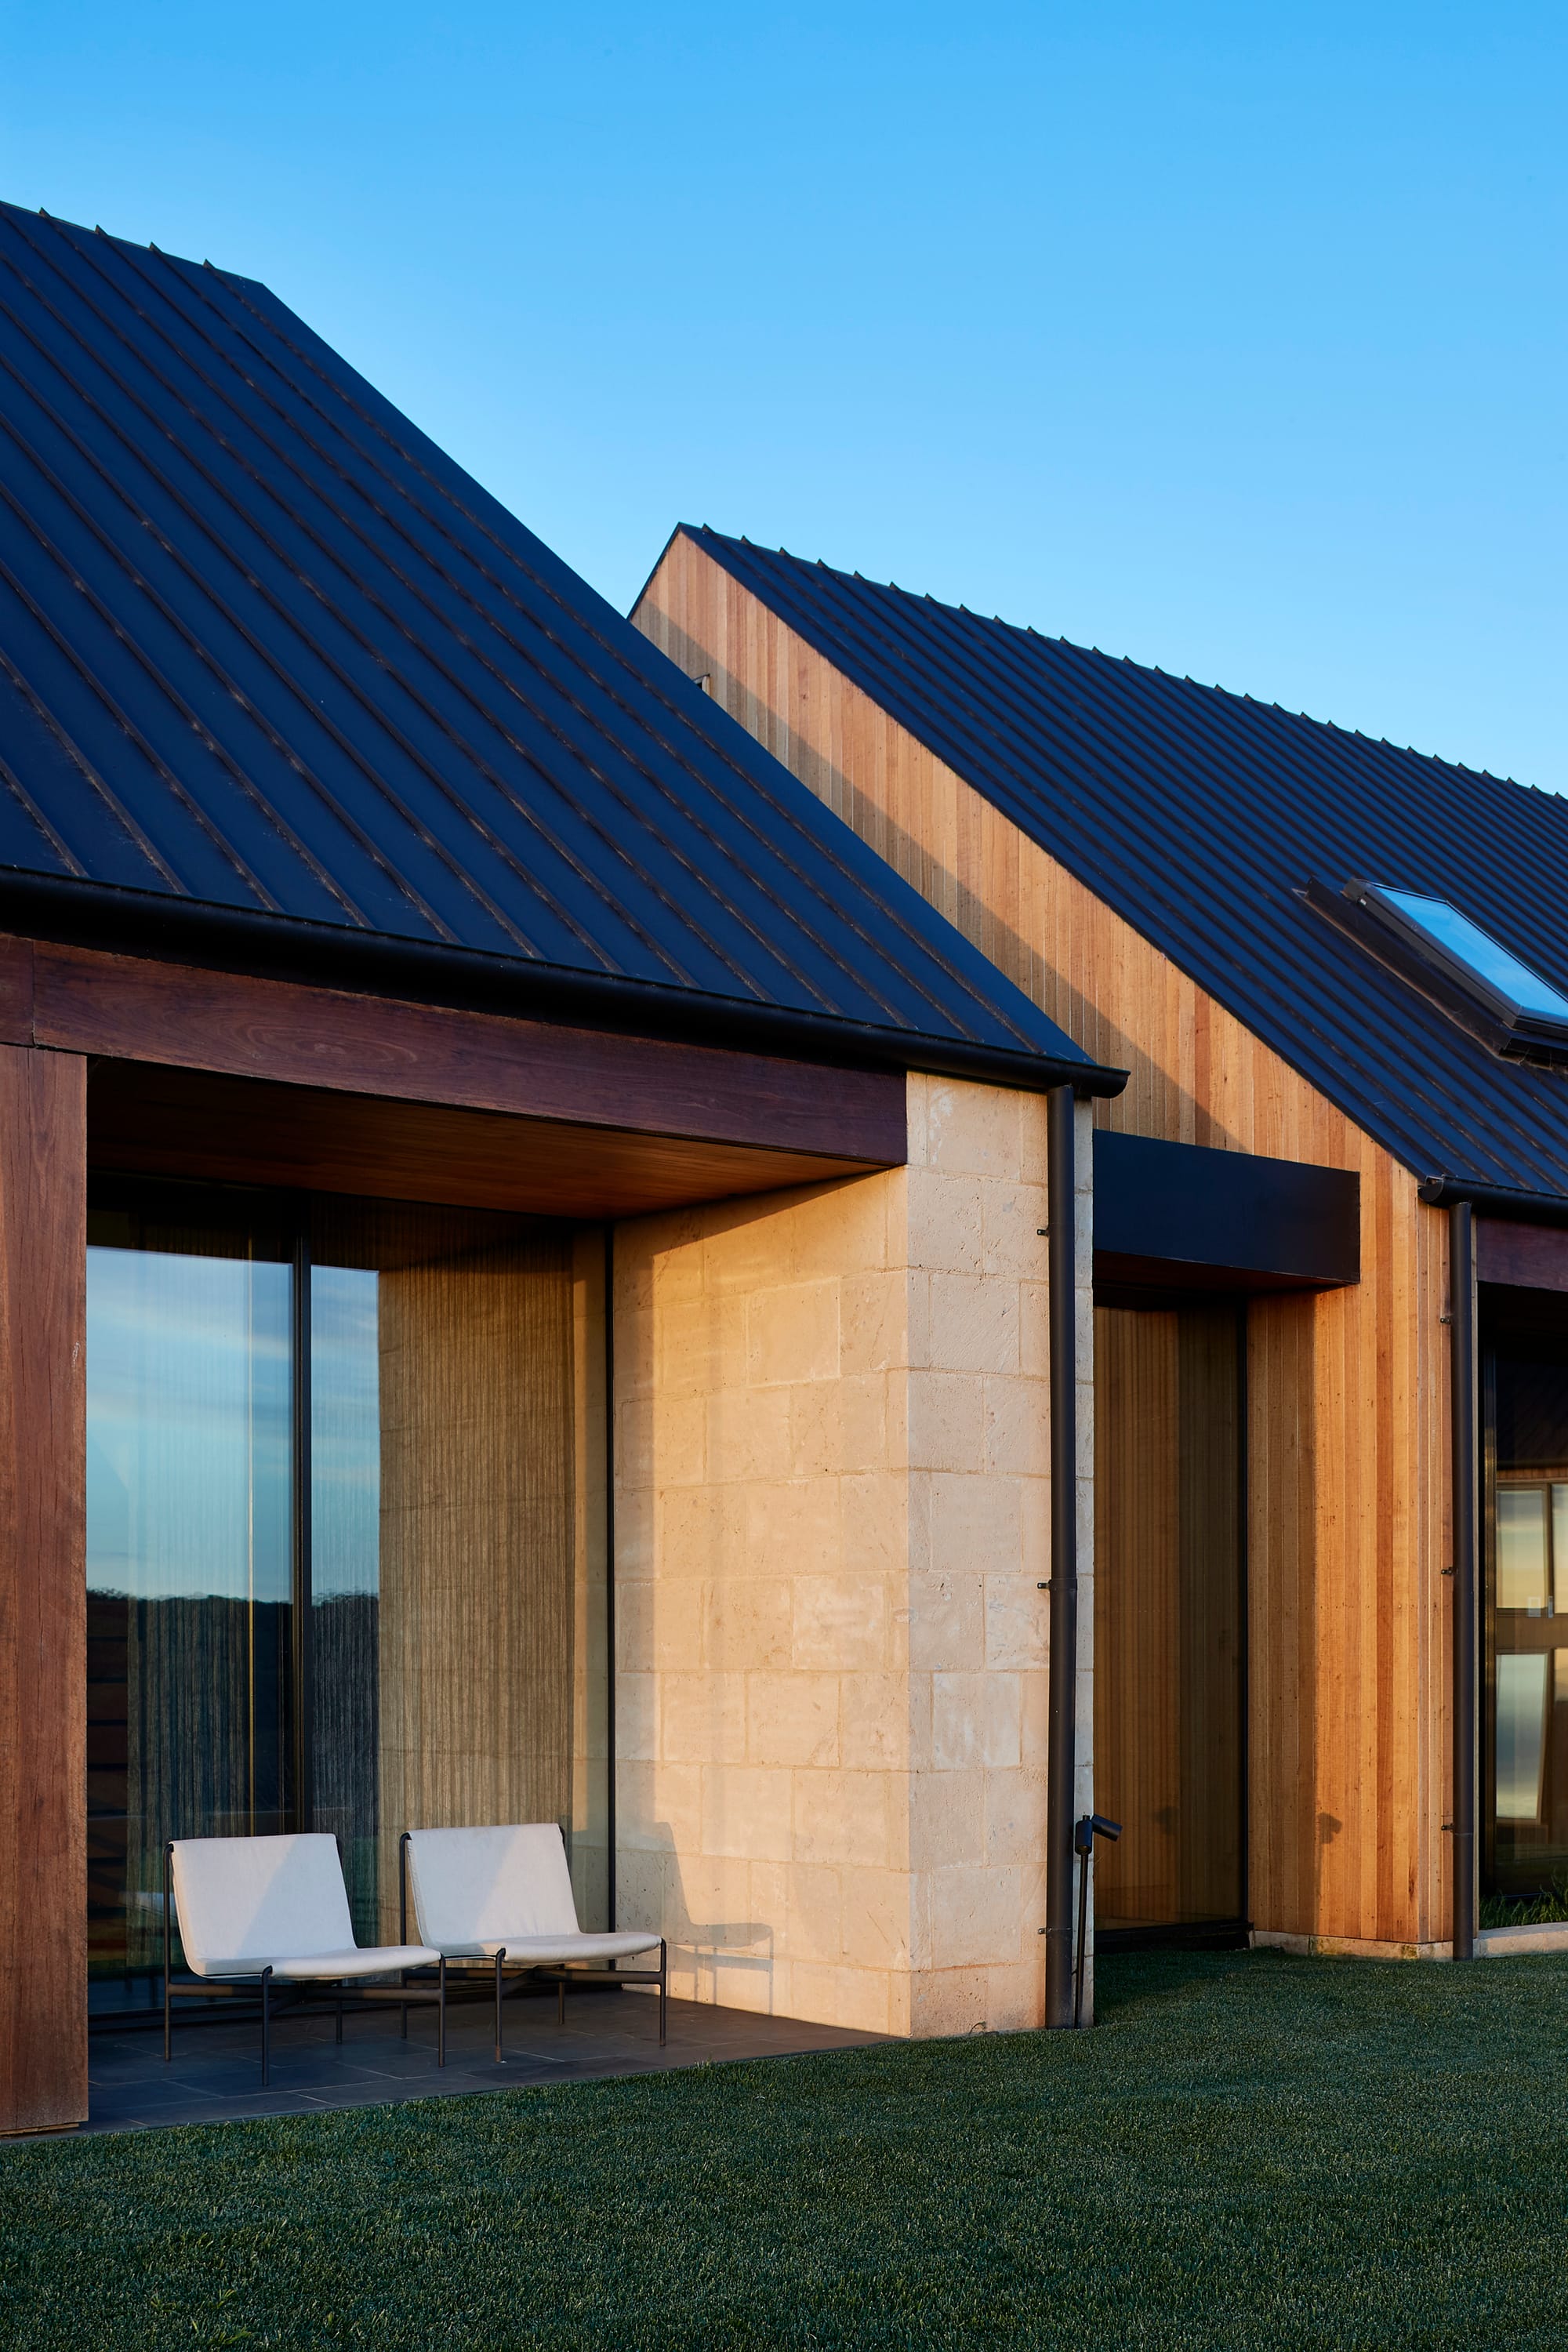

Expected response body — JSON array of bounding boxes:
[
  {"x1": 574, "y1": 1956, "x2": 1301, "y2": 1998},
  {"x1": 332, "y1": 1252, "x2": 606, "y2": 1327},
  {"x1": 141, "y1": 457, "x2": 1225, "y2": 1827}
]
[
  {"x1": 0, "y1": 1045, "x2": 87, "y2": 2132},
  {"x1": 637, "y1": 534, "x2": 1453, "y2": 1951},
  {"x1": 1094, "y1": 1305, "x2": 1245, "y2": 1932}
]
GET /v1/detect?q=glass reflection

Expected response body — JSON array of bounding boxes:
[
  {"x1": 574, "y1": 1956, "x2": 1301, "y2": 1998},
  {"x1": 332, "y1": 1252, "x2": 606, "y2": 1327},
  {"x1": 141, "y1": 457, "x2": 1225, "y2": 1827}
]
[
  {"x1": 1486, "y1": 1333, "x2": 1568, "y2": 1905},
  {"x1": 86, "y1": 1203, "x2": 291, "y2": 2005}
]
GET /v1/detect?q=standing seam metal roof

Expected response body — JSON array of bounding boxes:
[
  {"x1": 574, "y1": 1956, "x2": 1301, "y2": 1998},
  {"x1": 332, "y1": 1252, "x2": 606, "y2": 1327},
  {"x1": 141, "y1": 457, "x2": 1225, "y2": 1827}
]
[
  {"x1": 0, "y1": 201, "x2": 1102, "y2": 1082},
  {"x1": 676, "y1": 528, "x2": 1568, "y2": 1195}
]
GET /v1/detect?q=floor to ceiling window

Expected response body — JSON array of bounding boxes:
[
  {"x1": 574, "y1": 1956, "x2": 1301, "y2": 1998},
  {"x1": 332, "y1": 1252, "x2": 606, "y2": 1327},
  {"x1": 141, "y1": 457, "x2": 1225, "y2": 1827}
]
[
  {"x1": 86, "y1": 1178, "x2": 606, "y2": 2013},
  {"x1": 85, "y1": 1190, "x2": 293, "y2": 2002},
  {"x1": 1483, "y1": 1298, "x2": 1568, "y2": 1911}
]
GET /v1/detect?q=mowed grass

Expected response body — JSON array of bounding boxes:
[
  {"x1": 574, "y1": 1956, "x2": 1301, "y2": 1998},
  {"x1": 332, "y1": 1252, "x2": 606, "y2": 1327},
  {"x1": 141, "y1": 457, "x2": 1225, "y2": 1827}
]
[{"x1": 5, "y1": 1947, "x2": 1568, "y2": 2350}]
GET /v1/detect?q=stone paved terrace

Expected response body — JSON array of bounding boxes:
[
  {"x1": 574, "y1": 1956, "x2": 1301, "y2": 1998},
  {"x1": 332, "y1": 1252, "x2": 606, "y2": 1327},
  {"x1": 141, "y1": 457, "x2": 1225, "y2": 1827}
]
[{"x1": 43, "y1": 1989, "x2": 884, "y2": 2140}]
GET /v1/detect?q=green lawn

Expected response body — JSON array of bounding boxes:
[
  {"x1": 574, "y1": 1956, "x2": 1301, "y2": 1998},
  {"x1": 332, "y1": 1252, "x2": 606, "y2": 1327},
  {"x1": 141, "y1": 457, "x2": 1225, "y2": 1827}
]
[{"x1": 4, "y1": 1947, "x2": 1567, "y2": 2350}]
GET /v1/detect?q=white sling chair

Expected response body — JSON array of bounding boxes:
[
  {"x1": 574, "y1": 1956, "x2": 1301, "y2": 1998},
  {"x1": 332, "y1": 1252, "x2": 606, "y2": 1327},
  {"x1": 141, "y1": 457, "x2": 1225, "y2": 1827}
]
[
  {"x1": 401, "y1": 1824, "x2": 667, "y2": 2059},
  {"x1": 164, "y1": 1834, "x2": 444, "y2": 2085}
]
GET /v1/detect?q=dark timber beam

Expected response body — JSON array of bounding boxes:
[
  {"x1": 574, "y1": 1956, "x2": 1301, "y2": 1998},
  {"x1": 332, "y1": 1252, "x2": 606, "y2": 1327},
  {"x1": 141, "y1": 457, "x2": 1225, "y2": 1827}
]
[{"x1": 0, "y1": 1044, "x2": 87, "y2": 2133}]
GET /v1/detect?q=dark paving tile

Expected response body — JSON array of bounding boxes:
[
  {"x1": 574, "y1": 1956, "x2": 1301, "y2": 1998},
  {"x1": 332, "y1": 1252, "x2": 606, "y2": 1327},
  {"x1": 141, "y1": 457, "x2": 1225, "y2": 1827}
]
[{"x1": 68, "y1": 1995, "x2": 886, "y2": 2137}]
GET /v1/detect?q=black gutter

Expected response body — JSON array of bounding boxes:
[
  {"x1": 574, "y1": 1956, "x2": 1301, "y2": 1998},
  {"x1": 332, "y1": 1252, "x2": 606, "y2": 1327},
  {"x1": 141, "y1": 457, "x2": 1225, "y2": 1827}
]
[
  {"x1": 1418, "y1": 1174, "x2": 1568, "y2": 1227},
  {"x1": 1447, "y1": 1201, "x2": 1479, "y2": 1961},
  {"x1": 0, "y1": 872, "x2": 1128, "y2": 1100},
  {"x1": 1044, "y1": 1084, "x2": 1080, "y2": 2026}
]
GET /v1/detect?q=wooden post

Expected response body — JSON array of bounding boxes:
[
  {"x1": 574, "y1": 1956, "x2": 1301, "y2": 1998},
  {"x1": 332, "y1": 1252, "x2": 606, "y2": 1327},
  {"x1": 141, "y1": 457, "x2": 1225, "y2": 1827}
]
[{"x1": 0, "y1": 1045, "x2": 86, "y2": 2133}]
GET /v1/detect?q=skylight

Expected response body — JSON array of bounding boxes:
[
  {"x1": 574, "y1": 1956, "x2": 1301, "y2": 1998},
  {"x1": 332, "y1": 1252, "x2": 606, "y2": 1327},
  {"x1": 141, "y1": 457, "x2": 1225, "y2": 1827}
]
[
  {"x1": 1327, "y1": 879, "x2": 1568, "y2": 1064},
  {"x1": 1370, "y1": 887, "x2": 1568, "y2": 1024}
]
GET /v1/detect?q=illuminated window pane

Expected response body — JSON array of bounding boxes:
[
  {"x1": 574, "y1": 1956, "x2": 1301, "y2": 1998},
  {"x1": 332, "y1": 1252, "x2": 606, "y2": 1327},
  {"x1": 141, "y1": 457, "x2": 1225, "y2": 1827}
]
[
  {"x1": 1497, "y1": 1485, "x2": 1550, "y2": 1610},
  {"x1": 1497, "y1": 1652, "x2": 1551, "y2": 1822}
]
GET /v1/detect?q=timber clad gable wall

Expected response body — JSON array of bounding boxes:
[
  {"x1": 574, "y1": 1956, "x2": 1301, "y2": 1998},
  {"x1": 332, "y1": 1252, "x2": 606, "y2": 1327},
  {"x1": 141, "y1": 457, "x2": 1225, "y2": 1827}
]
[{"x1": 636, "y1": 534, "x2": 1452, "y2": 1954}]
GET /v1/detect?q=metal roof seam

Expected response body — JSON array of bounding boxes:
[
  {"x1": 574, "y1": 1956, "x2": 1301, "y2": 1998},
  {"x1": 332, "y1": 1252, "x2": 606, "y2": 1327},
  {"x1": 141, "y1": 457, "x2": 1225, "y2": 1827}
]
[
  {"x1": 0, "y1": 242, "x2": 475, "y2": 949},
  {"x1": 0, "y1": 206, "x2": 1098, "y2": 1075},
  {"x1": 0, "y1": 630, "x2": 184, "y2": 889},
  {"x1": 0, "y1": 741, "x2": 87, "y2": 877},
  {"x1": 0, "y1": 395, "x2": 369, "y2": 927},
  {"x1": 136, "y1": 255, "x2": 951, "y2": 1019},
  {"x1": 187, "y1": 256, "x2": 1011, "y2": 1004},
  {"x1": 689, "y1": 530, "x2": 1568, "y2": 1190},
  {"x1": 720, "y1": 539, "x2": 1568, "y2": 1029},
  {"x1": 27, "y1": 225, "x2": 580, "y2": 960},
  {"x1": 0, "y1": 536, "x2": 279, "y2": 909}
]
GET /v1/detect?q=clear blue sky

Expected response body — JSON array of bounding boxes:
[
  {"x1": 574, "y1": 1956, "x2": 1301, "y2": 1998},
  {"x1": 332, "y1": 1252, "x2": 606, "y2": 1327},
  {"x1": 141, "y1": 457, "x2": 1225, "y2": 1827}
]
[{"x1": 4, "y1": 5, "x2": 1564, "y2": 786}]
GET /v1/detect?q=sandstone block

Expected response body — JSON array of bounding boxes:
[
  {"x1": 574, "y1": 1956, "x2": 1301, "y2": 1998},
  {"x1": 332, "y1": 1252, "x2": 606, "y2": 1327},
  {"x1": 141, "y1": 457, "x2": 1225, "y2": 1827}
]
[
  {"x1": 746, "y1": 1278, "x2": 841, "y2": 1387},
  {"x1": 747, "y1": 1671, "x2": 840, "y2": 1767},
  {"x1": 791, "y1": 1576, "x2": 889, "y2": 1673},
  {"x1": 927, "y1": 1862, "x2": 1024, "y2": 1969},
  {"x1": 699, "y1": 1764, "x2": 794, "y2": 1863}
]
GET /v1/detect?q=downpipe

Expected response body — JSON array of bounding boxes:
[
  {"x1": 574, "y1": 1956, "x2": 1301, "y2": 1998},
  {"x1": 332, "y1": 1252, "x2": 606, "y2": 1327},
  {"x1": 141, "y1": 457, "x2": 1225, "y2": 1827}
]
[{"x1": 1044, "y1": 1085, "x2": 1080, "y2": 2026}]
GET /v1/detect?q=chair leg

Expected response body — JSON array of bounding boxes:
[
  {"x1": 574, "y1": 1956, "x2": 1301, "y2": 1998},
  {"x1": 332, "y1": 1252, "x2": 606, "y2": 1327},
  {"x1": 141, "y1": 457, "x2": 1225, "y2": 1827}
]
[
  {"x1": 659, "y1": 1941, "x2": 667, "y2": 2048},
  {"x1": 162, "y1": 1842, "x2": 173, "y2": 2064},
  {"x1": 260, "y1": 1968, "x2": 273, "y2": 2089},
  {"x1": 494, "y1": 1951, "x2": 505, "y2": 2065},
  {"x1": 437, "y1": 1958, "x2": 446, "y2": 2068}
]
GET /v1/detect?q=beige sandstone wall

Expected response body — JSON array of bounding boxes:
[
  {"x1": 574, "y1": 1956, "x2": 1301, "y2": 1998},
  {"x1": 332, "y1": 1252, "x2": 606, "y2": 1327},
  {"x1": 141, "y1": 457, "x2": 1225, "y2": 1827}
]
[{"x1": 612, "y1": 1073, "x2": 1093, "y2": 2037}]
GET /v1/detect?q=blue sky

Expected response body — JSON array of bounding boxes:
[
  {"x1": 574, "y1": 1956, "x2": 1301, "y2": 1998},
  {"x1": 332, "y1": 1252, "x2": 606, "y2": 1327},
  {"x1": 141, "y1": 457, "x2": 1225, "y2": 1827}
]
[{"x1": 4, "y1": 5, "x2": 1564, "y2": 786}]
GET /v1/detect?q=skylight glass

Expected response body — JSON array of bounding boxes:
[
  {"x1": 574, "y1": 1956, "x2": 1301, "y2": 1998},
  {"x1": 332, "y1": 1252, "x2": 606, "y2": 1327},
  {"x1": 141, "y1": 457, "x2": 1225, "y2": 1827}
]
[{"x1": 1374, "y1": 887, "x2": 1568, "y2": 1024}]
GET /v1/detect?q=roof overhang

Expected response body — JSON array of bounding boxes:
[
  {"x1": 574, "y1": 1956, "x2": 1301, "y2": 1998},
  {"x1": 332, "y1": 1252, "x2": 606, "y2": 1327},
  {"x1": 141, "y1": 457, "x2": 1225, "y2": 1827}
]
[{"x1": 0, "y1": 869, "x2": 1127, "y2": 1101}]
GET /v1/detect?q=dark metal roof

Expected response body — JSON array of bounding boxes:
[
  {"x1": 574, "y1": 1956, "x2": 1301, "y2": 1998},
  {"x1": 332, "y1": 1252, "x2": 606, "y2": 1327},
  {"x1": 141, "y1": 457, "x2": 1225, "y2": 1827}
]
[
  {"x1": 679, "y1": 525, "x2": 1568, "y2": 1196},
  {"x1": 0, "y1": 205, "x2": 1113, "y2": 1094}
]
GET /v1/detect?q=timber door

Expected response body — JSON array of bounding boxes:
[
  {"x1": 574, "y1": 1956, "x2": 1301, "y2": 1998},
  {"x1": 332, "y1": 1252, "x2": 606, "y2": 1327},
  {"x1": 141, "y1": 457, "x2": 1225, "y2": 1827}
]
[{"x1": 1093, "y1": 1302, "x2": 1247, "y2": 1941}]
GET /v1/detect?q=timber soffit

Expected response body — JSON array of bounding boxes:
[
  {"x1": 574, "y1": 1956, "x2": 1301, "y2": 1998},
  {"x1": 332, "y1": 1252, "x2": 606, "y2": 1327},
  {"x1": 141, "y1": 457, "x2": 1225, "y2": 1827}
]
[
  {"x1": 673, "y1": 526, "x2": 1568, "y2": 1197},
  {"x1": 0, "y1": 204, "x2": 1120, "y2": 1097}
]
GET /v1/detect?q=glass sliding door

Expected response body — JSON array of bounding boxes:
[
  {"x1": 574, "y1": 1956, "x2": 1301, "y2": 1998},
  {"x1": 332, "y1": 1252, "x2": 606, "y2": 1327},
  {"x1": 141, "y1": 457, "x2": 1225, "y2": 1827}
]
[
  {"x1": 1093, "y1": 1300, "x2": 1247, "y2": 1936},
  {"x1": 86, "y1": 1189, "x2": 292, "y2": 2011},
  {"x1": 86, "y1": 1178, "x2": 604, "y2": 2010},
  {"x1": 1484, "y1": 1321, "x2": 1568, "y2": 1907}
]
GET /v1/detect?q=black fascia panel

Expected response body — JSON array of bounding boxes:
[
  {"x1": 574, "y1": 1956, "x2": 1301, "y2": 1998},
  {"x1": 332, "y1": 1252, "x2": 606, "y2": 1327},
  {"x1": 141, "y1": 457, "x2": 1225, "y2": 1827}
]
[{"x1": 1093, "y1": 1131, "x2": 1360, "y2": 1293}]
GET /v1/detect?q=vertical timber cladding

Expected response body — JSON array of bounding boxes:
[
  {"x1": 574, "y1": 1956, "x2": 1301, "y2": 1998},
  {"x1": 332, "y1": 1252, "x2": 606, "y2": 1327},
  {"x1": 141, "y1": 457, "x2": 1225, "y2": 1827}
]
[
  {"x1": 636, "y1": 533, "x2": 1451, "y2": 1951},
  {"x1": 0, "y1": 1045, "x2": 87, "y2": 2133}
]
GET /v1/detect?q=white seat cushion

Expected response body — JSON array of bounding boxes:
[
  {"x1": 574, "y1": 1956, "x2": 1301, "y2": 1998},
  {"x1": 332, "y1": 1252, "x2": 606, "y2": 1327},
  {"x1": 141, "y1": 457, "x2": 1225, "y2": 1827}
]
[
  {"x1": 405, "y1": 1824, "x2": 661, "y2": 1962},
  {"x1": 267, "y1": 1944, "x2": 437, "y2": 1981},
  {"x1": 170, "y1": 1834, "x2": 436, "y2": 1980},
  {"x1": 442, "y1": 1931, "x2": 663, "y2": 1965}
]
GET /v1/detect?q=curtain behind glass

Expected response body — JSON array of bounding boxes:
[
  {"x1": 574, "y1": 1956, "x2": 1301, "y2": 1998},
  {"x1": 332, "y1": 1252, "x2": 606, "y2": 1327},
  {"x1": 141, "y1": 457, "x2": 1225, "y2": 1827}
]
[
  {"x1": 309, "y1": 1203, "x2": 575, "y2": 1945},
  {"x1": 86, "y1": 1196, "x2": 291, "y2": 1992}
]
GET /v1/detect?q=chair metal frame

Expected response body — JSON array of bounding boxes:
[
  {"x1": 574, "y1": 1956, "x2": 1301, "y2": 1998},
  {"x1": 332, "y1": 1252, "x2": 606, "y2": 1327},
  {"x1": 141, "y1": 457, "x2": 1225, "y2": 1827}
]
[
  {"x1": 162, "y1": 1838, "x2": 448, "y2": 2087},
  {"x1": 398, "y1": 1831, "x2": 667, "y2": 2061}
]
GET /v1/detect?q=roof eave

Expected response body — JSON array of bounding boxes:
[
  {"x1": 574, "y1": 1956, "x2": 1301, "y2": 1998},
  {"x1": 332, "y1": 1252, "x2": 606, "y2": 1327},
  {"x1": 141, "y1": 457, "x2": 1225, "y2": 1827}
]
[{"x1": 0, "y1": 871, "x2": 1127, "y2": 1101}]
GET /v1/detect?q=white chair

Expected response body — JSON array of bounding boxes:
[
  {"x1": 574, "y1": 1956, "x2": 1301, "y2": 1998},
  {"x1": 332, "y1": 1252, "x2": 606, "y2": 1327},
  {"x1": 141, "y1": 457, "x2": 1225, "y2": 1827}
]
[
  {"x1": 164, "y1": 1834, "x2": 445, "y2": 2084},
  {"x1": 401, "y1": 1824, "x2": 667, "y2": 2058}
]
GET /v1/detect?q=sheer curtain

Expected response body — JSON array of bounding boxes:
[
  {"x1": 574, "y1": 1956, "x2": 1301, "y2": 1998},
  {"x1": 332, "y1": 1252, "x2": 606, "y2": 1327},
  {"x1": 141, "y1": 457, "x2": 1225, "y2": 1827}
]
[
  {"x1": 87, "y1": 1208, "x2": 291, "y2": 1989},
  {"x1": 309, "y1": 1203, "x2": 575, "y2": 1944}
]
